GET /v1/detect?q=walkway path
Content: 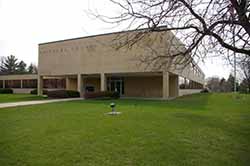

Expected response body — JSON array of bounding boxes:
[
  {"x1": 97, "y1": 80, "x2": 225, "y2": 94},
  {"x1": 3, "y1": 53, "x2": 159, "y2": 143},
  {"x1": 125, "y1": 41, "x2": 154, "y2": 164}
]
[{"x1": 0, "y1": 98, "x2": 82, "y2": 109}]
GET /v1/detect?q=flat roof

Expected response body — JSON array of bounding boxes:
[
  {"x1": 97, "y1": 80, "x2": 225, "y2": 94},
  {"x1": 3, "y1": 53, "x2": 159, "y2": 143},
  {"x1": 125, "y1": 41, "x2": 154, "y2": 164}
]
[{"x1": 39, "y1": 26, "x2": 170, "y2": 46}]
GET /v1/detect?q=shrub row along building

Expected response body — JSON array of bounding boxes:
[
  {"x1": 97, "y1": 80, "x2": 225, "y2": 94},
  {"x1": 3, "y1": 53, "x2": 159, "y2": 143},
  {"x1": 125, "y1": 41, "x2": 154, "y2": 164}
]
[{"x1": 0, "y1": 29, "x2": 205, "y2": 99}]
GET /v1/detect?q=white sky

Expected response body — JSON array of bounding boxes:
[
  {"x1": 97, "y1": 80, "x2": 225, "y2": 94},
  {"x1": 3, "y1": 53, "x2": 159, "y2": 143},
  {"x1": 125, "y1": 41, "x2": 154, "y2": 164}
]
[{"x1": 0, "y1": 0, "x2": 233, "y2": 79}]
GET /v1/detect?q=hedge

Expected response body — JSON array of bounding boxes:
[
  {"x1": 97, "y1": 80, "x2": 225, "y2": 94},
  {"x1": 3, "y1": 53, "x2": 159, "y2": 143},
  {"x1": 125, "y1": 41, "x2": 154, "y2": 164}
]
[
  {"x1": 0, "y1": 88, "x2": 13, "y2": 94},
  {"x1": 47, "y1": 90, "x2": 80, "y2": 98},
  {"x1": 30, "y1": 89, "x2": 48, "y2": 95},
  {"x1": 200, "y1": 88, "x2": 210, "y2": 93},
  {"x1": 84, "y1": 91, "x2": 120, "y2": 99}
]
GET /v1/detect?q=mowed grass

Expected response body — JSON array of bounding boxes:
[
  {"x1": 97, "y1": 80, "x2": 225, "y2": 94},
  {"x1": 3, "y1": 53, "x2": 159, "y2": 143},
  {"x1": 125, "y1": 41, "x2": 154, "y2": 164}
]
[
  {"x1": 0, "y1": 93, "x2": 249, "y2": 166},
  {"x1": 0, "y1": 94, "x2": 46, "y2": 103}
]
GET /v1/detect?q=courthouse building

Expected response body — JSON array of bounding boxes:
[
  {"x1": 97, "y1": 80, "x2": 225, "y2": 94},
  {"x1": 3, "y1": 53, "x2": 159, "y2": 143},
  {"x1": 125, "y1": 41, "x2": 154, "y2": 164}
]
[{"x1": 0, "y1": 29, "x2": 205, "y2": 99}]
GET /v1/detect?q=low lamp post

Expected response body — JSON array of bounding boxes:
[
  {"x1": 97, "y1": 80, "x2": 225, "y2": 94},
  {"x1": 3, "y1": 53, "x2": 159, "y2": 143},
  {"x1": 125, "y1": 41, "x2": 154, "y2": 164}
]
[
  {"x1": 110, "y1": 102, "x2": 116, "y2": 113},
  {"x1": 107, "y1": 102, "x2": 121, "y2": 115}
]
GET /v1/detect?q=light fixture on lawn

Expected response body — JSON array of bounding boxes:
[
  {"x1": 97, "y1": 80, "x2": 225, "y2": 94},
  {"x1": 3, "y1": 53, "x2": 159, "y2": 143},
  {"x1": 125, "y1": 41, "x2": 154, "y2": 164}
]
[{"x1": 107, "y1": 102, "x2": 121, "y2": 115}]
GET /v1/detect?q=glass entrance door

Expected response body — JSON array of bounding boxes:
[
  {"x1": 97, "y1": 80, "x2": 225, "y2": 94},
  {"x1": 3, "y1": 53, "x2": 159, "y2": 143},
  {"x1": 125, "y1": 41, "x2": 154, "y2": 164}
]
[{"x1": 107, "y1": 77, "x2": 124, "y2": 96}]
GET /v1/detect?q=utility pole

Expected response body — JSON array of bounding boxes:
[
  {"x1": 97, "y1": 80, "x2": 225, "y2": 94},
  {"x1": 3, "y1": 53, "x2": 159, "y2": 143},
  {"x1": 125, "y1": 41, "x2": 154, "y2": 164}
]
[
  {"x1": 230, "y1": 4, "x2": 237, "y2": 93},
  {"x1": 233, "y1": 29, "x2": 237, "y2": 93}
]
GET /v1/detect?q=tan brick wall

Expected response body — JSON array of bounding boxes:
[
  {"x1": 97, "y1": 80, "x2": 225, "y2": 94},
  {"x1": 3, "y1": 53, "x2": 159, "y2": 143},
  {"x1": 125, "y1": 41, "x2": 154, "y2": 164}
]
[
  {"x1": 124, "y1": 76, "x2": 162, "y2": 97},
  {"x1": 66, "y1": 78, "x2": 77, "y2": 91},
  {"x1": 84, "y1": 77, "x2": 100, "y2": 92}
]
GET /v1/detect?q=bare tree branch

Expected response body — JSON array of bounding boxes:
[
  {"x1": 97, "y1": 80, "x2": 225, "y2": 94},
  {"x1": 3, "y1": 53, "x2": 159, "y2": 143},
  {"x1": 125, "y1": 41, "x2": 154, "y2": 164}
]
[{"x1": 89, "y1": 0, "x2": 250, "y2": 70}]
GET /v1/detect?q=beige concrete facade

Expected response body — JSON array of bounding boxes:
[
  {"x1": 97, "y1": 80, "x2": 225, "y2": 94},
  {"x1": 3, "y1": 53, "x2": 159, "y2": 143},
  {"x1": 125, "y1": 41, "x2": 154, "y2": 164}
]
[
  {"x1": 124, "y1": 76, "x2": 162, "y2": 98},
  {"x1": 38, "y1": 30, "x2": 204, "y2": 82},
  {"x1": 0, "y1": 30, "x2": 205, "y2": 98},
  {"x1": 37, "y1": 30, "x2": 205, "y2": 99},
  {"x1": 66, "y1": 77, "x2": 77, "y2": 91},
  {"x1": 179, "y1": 89, "x2": 202, "y2": 96}
]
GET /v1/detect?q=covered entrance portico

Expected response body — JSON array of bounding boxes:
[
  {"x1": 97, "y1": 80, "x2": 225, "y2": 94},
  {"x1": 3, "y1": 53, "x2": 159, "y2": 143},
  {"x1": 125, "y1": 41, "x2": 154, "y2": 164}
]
[
  {"x1": 38, "y1": 71, "x2": 180, "y2": 99},
  {"x1": 74, "y1": 72, "x2": 179, "y2": 99}
]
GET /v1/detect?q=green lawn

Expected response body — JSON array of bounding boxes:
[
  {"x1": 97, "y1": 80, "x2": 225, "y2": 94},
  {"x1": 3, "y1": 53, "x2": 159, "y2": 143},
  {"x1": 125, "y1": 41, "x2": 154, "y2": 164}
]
[
  {"x1": 0, "y1": 93, "x2": 249, "y2": 166},
  {"x1": 0, "y1": 94, "x2": 46, "y2": 103}
]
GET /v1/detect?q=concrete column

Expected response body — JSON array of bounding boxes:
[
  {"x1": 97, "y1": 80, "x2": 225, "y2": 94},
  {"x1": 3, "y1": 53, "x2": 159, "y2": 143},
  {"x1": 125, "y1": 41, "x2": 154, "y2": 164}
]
[
  {"x1": 37, "y1": 76, "x2": 43, "y2": 96},
  {"x1": 101, "y1": 73, "x2": 106, "y2": 91},
  {"x1": 77, "y1": 74, "x2": 84, "y2": 97},
  {"x1": 190, "y1": 81, "x2": 194, "y2": 89},
  {"x1": 169, "y1": 75, "x2": 179, "y2": 98},
  {"x1": 66, "y1": 77, "x2": 70, "y2": 90},
  {"x1": 175, "y1": 76, "x2": 179, "y2": 97},
  {"x1": 162, "y1": 71, "x2": 169, "y2": 99},
  {"x1": 20, "y1": 80, "x2": 23, "y2": 89},
  {"x1": 184, "y1": 78, "x2": 187, "y2": 88},
  {"x1": 3, "y1": 80, "x2": 5, "y2": 88}
]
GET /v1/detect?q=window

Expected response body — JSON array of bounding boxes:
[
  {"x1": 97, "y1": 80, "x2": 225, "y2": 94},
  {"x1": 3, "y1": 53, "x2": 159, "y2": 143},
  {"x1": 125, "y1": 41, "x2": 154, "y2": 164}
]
[
  {"x1": 5, "y1": 80, "x2": 21, "y2": 88},
  {"x1": 179, "y1": 76, "x2": 202, "y2": 89},
  {"x1": 0, "y1": 80, "x2": 3, "y2": 88},
  {"x1": 43, "y1": 79, "x2": 66, "y2": 89},
  {"x1": 23, "y1": 79, "x2": 37, "y2": 88}
]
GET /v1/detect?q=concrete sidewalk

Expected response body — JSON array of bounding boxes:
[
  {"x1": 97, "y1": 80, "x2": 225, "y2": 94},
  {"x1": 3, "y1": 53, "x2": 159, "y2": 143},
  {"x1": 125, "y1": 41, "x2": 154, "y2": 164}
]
[{"x1": 0, "y1": 98, "x2": 82, "y2": 109}]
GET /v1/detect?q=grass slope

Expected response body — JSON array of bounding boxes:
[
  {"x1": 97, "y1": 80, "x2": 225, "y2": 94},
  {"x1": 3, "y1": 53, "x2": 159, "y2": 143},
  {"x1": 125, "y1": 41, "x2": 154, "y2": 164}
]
[
  {"x1": 0, "y1": 94, "x2": 46, "y2": 103},
  {"x1": 0, "y1": 93, "x2": 249, "y2": 166}
]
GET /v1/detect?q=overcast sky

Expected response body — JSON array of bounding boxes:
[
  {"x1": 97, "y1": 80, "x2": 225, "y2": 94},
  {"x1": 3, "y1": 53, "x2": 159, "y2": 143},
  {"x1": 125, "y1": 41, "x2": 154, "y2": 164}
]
[{"x1": 0, "y1": 0, "x2": 233, "y2": 79}]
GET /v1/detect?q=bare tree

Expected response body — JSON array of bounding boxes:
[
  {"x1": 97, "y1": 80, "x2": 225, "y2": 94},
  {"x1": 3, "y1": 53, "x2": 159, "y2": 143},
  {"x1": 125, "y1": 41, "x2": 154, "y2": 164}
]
[{"x1": 91, "y1": 0, "x2": 250, "y2": 69}]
